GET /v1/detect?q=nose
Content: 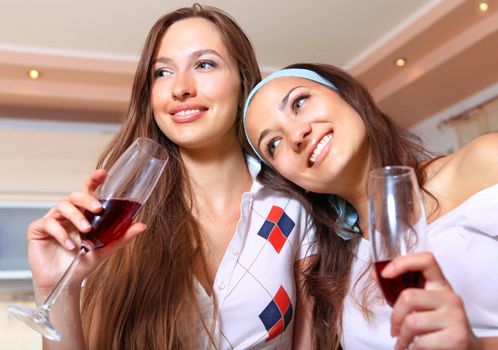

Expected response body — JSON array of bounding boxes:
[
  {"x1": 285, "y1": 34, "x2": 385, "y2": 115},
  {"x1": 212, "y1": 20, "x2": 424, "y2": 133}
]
[
  {"x1": 285, "y1": 120, "x2": 311, "y2": 152},
  {"x1": 171, "y1": 70, "x2": 196, "y2": 100}
]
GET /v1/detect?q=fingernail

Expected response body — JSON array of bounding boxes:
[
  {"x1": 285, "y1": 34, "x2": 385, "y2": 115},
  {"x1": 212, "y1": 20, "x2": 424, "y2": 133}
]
[
  {"x1": 382, "y1": 263, "x2": 394, "y2": 276},
  {"x1": 80, "y1": 220, "x2": 91, "y2": 231},
  {"x1": 92, "y1": 201, "x2": 102, "y2": 210},
  {"x1": 65, "y1": 239, "x2": 76, "y2": 250}
]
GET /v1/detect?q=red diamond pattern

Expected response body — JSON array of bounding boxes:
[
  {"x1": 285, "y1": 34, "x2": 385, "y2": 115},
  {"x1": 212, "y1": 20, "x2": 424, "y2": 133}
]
[{"x1": 268, "y1": 226, "x2": 287, "y2": 253}]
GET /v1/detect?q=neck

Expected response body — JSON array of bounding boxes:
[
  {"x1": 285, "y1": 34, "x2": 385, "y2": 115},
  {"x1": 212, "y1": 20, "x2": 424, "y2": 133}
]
[
  {"x1": 180, "y1": 135, "x2": 252, "y2": 203},
  {"x1": 349, "y1": 194, "x2": 369, "y2": 239},
  {"x1": 328, "y1": 150, "x2": 371, "y2": 239}
]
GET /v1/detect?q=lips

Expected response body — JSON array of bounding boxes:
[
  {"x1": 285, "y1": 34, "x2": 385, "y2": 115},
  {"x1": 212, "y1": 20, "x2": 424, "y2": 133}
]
[
  {"x1": 309, "y1": 132, "x2": 333, "y2": 166},
  {"x1": 169, "y1": 104, "x2": 208, "y2": 123}
]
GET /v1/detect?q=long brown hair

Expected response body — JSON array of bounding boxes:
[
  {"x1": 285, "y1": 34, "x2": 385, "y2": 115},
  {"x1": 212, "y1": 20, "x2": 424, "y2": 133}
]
[
  {"x1": 81, "y1": 4, "x2": 260, "y2": 349},
  {"x1": 251, "y1": 63, "x2": 434, "y2": 349}
]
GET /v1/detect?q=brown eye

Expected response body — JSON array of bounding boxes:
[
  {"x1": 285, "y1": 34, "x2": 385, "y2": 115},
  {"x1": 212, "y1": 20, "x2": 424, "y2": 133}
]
[
  {"x1": 266, "y1": 138, "x2": 282, "y2": 157},
  {"x1": 292, "y1": 93, "x2": 309, "y2": 111},
  {"x1": 153, "y1": 68, "x2": 173, "y2": 78},
  {"x1": 196, "y1": 60, "x2": 216, "y2": 70}
]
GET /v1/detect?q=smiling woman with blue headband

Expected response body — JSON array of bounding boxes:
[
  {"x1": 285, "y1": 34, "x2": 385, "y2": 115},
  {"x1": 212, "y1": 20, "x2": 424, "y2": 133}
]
[{"x1": 243, "y1": 63, "x2": 498, "y2": 349}]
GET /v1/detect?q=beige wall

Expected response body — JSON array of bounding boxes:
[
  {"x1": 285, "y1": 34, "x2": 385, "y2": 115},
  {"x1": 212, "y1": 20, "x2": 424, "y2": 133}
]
[{"x1": 0, "y1": 128, "x2": 114, "y2": 202}]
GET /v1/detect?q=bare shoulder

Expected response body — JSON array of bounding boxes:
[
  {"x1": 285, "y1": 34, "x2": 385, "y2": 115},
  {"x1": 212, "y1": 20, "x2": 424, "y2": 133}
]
[
  {"x1": 451, "y1": 133, "x2": 498, "y2": 186},
  {"x1": 423, "y1": 134, "x2": 498, "y2": 216}
]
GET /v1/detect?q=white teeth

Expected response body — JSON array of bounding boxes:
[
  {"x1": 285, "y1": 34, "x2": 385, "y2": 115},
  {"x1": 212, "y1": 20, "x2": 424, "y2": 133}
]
[
  {"x1": 309, "y1": 133, "x2": 333, "y2": 164},
  {"x1": 175, "y1": 109, "x2": 201, "y2": 116}
]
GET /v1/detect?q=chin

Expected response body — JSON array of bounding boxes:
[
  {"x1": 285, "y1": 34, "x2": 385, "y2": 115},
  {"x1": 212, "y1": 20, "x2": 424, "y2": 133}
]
[
  {"x1": 294, "y1": 181, "x2": 324, "y2": 194},
  {"x1": 308, "y1": 188, "x2": 331, "y2": 195}
]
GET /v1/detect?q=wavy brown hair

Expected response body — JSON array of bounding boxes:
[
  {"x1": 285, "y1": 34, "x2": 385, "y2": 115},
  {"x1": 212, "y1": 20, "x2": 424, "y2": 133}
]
[
  {"x1": 249, "y1": 63, "x2": 434, "y2": 349},
  {"x1": 80, "y1": 4, "x2": 260, "y2": 349}
]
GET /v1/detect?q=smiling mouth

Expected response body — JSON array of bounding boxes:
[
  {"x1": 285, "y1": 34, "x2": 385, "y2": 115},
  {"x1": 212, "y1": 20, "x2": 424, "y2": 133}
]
[
  {"x1": 174, "y1": 108, "x2": 202, "y2": 116},
  {"x1": 309, "y1": 133, "x2": 333, "y2": 165}
]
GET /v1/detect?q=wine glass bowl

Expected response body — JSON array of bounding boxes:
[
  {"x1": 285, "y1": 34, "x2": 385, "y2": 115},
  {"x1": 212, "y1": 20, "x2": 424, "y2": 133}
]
[
  {"x1": 368, "y1": 166, "x2": 427, "y2": 307},
  {"x1": 82, "y1": 197, "x2": 142, "y2": 250},
  {"x1": 8, "y1": 137, "x2": 168, "y2": 341}
]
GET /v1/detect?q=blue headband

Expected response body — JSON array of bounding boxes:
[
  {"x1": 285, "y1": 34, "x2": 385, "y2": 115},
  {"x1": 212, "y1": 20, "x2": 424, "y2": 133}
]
[{"x1": 243, "y1": 68, "x2": 337, "y2": 164}]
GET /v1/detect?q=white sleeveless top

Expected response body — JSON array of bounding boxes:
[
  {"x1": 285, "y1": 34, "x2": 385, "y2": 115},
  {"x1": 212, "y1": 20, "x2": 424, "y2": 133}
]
[{"x1": 342, "y1": 184, "x2": 498, "y2": 349}]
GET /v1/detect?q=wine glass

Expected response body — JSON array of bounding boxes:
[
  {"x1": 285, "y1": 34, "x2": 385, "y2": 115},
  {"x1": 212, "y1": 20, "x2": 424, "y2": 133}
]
[
  {"x1": 8, "y1": 137, "x2": 169, "y2": 341},
  {"x1": 368, "y1": 165, "x2": 427, "y2": 307}
]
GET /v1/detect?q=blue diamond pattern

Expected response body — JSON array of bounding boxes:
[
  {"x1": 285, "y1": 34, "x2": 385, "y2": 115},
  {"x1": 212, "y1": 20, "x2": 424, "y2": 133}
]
[
  {"x1": 283, "y1": 304, "x2": 293, "y2": 328},
  {"x1": 277, "y1": 212, "x2": 295, "y2": 237},
  {"x1": 259, "y1": 300, "x2": 281, "y2": 331},
  {"x1": 257, "y1": 220, "x2": 274, "y2": 239}
]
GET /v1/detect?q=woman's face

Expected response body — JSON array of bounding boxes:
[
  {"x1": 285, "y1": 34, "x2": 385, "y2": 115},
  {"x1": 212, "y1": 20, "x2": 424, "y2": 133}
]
[
  {"x1": 151, "y1": 17, "x2": 241, "y2": 150},
  {"x1": 246, "y1": 77, "x2": 370, "y2": 193}
]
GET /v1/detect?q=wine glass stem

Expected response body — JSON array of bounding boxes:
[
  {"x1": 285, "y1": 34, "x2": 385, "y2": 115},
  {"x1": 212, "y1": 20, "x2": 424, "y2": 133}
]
[{"x1": 41, "y1": 247, "x2": 88, "y2": 311}]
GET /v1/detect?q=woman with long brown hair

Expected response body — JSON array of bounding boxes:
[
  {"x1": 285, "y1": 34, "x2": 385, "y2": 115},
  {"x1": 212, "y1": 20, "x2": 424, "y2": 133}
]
[
  {"x1": 243, "y1": 63, "x2": 498, "y2": 349},
  {"x1": 28, "y1": 6, "x2": 315, "y2": 349}
]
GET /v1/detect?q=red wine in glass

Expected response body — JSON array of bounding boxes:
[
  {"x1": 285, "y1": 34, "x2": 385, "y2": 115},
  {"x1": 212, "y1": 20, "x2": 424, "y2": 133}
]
[
  {"x1": 374, "y1": 260, "x2": 425, "y2": 307},
  {"x1": 84, "y1": 198, "x2": 142, "y2": 249}
]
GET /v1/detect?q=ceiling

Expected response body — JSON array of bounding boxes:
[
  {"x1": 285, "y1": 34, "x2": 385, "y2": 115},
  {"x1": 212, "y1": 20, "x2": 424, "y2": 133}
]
[{"x1": 1, "y1": 0, "x2": 497, "y2": 128}]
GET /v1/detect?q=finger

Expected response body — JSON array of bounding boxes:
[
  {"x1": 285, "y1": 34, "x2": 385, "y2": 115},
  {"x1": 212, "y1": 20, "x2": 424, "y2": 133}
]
[
  {"x1": 371, "y1": 267, "x2": 379, "y2": 284},
  {"x1": 409, "y1": 325, "x2": 473, "y2": 350},
  {"x1": 381, "y1": 252, "x2": 452, "y2": 291},
  {"x1": 28, "y1": 216, "x2": 52, "y2": 239},
  {"x1": 395, "y1": 308, "x2": 445, "y2": 349},
  {"x1": 67, "y1": 191, "x2": 103, "y2": 214},
  {"x1": 391, "y1": 289, "x2": 448, "y2": 336},
  {"x1": 68, "y1": 230, "x2": 83, "y2": 247},
  {"x1": 82, "y1": 169, "x2": 107, "y2": 194},
  {"x1": 391, "y1": 289, "x2": 464, "y2": 336},
  {"x1": 38, "y1": 217, "x2": 78, "y2": 250},
  {"x1": 409, "y1": 331, "x2": 448, "y2": 350},
  {"x1": 55, "y1": 200, "x2": 94, "y2": 233}
]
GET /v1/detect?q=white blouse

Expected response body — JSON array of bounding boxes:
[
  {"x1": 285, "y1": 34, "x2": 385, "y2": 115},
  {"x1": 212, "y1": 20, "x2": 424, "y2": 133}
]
[{"x1": 197, "y1": 157, "x2": 316, "y2": 349}]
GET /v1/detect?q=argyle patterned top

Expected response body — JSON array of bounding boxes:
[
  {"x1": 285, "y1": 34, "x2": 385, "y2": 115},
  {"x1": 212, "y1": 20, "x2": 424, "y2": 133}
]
[{"x1": 197, "y1": 157, "x2": 316, "y2": 349}]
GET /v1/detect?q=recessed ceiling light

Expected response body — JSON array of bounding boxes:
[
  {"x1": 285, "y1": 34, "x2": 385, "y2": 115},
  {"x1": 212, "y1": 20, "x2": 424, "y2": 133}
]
[
  {"x1": 28, "y1": 69, "x2": 40, "y2": 80},
  {"x1": 395, "y1": 58, "x2": 406, "y2": 67},
  {"x1": 479, "y1": 2, "x2": 489, "y2": 12}
]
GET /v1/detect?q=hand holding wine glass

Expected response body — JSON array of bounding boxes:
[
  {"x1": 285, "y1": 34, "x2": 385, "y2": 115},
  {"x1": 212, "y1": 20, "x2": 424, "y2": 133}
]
[
  {"x1": 368, "y1": 166, "x2": 427, "y2": 307},
  {"x1": 383, "y1": 252, "x2": 481, "y2": 350},
  {"x1": 368, "y1": 166, "x2": 487, "y2": 349},
  {"x1": 27, "y1": 170, "x2": 146, "y2": 297},
  {"x1": 9, "y1": 137, "x2": 168, "y2": 342}
]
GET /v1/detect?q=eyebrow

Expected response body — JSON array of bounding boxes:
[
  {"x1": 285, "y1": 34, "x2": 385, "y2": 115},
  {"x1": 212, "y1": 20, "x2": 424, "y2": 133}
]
[
  {"x1": 152, "y1": 49, "x2": 225, "y2": 66},
  {"x1": 278, "y1": 85, "x2": 303, "y2": 111}
]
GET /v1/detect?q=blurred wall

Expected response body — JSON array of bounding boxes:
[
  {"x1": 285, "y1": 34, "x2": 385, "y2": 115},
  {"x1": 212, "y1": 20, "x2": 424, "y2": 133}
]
[{"x1": 0, "y1": 121, "x2": 114, "y2": 348}]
